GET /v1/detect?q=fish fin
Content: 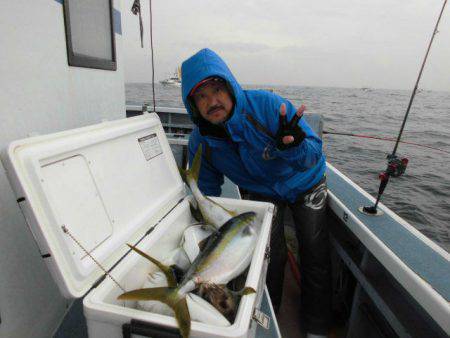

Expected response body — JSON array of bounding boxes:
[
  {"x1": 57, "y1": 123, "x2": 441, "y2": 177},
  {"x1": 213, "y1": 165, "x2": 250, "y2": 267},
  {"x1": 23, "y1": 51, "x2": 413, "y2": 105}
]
[
  {"x1": 178, "y1": 166, "x2": 187, "y2": 183},
  {"x1": 190, "y1": 144, "x2": 203, "y2": 182},
  {"x1": 237, "y1": 212, "x2": 257, "y2": 226},
  {"x1": 189, "y1": 201, "x2": 205, "y2": 223},
  {"x1": 198, "y1": 224, "x2": 222, "y2": 251},
  {"x1": 204, "y1": 196, "x2": 238, "y2": 217},
  {"x1": 240, "y1": 286, "x2": 256, "y2": 296},
  {"x1": 170, "y1": 265, "x2": 185, "y2": 283},
  {"x1": 198, "y1": 237, "x2": 209, "y2": 252},
  {"x1": 197, "y1": 234, "x2": 216, "y2": 252},
  {"x1": 118, "y1": 287, "x2": 190, "y2": 338},
  {"x1": 173, "y1": 297, "x2": 191, "y2": 338},
  {"x1": 229, "y1": 286, "x2": 256, "y2": 297},
  {"x1": 242, "y1": 224, "x2": 256, "y2": 236},
  {"x1": 200, "y1": 223, "x2": 219, "y2": 234},
  {"x1": 118, "y1": 286, "x2": 176, "y2": 301},
  {"x1": 127, "y1": 244, "x2": 178, "y2": 287},
  {"x1": 189, "y1": 197, "x2": 198, "y2": 209},
  {"x1": 179, "y1": 145, "x2": 202, "y2": 189}
]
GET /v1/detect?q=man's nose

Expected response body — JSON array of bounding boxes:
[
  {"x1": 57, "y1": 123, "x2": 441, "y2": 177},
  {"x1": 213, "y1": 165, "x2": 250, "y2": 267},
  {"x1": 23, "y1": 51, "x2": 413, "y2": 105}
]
[{"x1": 207, "y1": 94, "x2": 219, "y2": 106}]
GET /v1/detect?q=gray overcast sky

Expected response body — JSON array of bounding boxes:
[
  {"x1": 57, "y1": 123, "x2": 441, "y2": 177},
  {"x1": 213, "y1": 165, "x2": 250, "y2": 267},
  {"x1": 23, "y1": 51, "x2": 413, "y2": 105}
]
[{"x1": 120, "y1": 0, "x2": 450, "y2": 91}]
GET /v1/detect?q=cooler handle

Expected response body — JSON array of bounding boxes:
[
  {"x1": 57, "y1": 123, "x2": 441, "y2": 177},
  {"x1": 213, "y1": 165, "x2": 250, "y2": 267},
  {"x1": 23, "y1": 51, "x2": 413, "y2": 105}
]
[{"x1": 122, "y1": 319, "x2": 181, "y2": 338}]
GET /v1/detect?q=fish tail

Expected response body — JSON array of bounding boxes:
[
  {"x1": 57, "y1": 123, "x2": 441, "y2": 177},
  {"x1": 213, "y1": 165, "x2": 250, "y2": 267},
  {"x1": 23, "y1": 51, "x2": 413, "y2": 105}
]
[
  {"x1": 238, "y1": 286, "x2": 256, "y2": 296},
  {"x1": 173, "y1": 296, "x2": 191, "y2": 338},
  {"x1": 178, "y1": 166, "x2": 187, "y2": 183},
  {"x1": 189, "y1": 144, "x2": 202, "y2": 183},
  {"x1": 118, "y1": 287, "x2": 191, "y2": 338},
  {"x1": 189, "y1": 200, "x2": 205, "y2": 223},
  {"x1": 178, "y1": 144, "x2": 202, "y2": 185}
]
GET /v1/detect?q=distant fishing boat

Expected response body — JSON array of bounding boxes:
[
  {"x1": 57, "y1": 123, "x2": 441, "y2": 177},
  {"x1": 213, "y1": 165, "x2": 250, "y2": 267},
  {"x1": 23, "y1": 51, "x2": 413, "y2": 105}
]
[{"x1": 160, "y1": 66, "x2": 182, "y2": 87}]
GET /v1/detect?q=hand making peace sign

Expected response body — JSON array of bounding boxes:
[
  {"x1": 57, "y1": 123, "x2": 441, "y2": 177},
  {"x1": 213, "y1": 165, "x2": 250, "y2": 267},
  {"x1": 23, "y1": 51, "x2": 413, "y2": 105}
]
[{"x1": 275, "y1": 103, "x2": 306, "y2": 150}]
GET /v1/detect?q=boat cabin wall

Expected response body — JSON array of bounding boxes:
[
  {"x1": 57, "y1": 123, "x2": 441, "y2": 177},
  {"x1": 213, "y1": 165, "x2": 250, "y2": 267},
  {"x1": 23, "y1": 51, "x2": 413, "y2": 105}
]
[{"x1": 0, "y1": 1, "x2": 125, "y2": 337}]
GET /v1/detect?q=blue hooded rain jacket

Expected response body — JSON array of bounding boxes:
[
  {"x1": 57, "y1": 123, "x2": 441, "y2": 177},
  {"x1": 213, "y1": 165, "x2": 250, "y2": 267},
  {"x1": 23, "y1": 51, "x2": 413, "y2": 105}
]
[{"x1": 181, "y1": 49, "x2": 326, "y2": 203}]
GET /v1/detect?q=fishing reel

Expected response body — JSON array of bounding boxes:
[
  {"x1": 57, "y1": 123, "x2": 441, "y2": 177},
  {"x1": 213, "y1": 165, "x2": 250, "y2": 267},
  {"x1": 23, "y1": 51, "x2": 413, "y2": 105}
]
[
  {"x1": 386, "y1": 154, "x2": 409, "y2": 178},
  {"x1": 361, "y1": 154, "x2": 409, "y2": 215},
  {"x1": 377, "y1": 154, "x2": 408, "y2": 193}
]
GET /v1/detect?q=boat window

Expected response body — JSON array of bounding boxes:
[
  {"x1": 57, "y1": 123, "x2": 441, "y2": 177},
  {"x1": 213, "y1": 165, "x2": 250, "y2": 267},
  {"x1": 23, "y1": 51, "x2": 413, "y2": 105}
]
[{"x1": 63, "y1": 0, "x2": 116, "y2": 71}]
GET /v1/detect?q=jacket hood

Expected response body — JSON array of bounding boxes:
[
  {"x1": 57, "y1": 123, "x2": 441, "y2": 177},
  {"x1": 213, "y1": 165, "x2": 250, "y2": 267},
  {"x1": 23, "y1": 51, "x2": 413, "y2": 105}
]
[{"x1": 181, "y1": 49, "x2": 244, "y2": 125}]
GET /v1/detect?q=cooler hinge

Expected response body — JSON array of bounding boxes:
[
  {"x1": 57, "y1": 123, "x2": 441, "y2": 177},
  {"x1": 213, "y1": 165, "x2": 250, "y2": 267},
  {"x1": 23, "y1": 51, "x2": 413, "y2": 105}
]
[{"x1": 16, "y1": 197, "x2": 50, "y2": 258}]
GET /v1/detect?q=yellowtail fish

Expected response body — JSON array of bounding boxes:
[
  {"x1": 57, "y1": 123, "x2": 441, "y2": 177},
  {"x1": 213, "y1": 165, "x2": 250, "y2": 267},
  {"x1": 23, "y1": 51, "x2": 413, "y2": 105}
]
[
  {"x1": 118, "y1": 211, "x2": 258, "y2": 338},
  {"x1": 179, "y1": 144, "x2": 237, "y2": 229}
]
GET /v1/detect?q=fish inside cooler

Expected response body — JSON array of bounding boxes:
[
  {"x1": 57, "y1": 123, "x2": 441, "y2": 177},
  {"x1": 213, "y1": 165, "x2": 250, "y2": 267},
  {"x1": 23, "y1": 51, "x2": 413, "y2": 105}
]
[{"x1": 84, "y1": 196, "x2": 272, "y2": 338}]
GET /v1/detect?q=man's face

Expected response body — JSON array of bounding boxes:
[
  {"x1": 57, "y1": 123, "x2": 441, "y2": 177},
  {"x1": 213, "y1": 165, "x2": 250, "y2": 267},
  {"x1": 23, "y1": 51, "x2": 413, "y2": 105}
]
[{"x1": 191, "y1": 80, "x2": 233, "y2": 124}]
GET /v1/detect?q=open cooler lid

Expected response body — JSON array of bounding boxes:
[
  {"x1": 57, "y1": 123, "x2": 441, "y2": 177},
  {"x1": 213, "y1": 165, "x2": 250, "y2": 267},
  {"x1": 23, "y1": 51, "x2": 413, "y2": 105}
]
[{"x1": 2, "y1": 114, "x2": 185, "y2": 298}]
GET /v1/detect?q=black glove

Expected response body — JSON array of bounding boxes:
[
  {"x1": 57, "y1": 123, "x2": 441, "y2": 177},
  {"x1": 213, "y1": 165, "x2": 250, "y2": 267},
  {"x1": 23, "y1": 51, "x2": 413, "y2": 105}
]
[{"x1": 275, "y1": 107, "x2": 306, "y2": 150}]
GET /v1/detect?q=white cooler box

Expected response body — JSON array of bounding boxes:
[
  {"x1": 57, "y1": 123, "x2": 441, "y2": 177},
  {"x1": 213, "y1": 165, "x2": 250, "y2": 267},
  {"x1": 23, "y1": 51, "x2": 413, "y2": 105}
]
[{"x1": 2, "y1": 114, "x2": 274, "y2": 338}]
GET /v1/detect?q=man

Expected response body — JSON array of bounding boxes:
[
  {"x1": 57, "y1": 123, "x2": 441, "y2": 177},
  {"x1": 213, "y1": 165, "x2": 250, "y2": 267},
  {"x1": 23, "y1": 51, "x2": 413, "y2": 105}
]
[{"x1": 181, "y1": 48, "x2": 332, "y2": 337}]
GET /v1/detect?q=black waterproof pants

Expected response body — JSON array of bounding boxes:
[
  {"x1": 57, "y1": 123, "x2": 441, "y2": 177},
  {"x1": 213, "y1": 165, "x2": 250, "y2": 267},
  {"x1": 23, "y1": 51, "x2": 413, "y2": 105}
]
[{"x1": 242, "y1": 177, "x2": 332, "y2": 335}]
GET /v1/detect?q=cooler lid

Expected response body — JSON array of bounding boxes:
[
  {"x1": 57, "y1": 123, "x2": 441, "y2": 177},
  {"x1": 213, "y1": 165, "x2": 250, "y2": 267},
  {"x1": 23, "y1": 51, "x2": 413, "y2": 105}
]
[{"x1": 3, "y1": 114, "x2": 185, "y2": 298}]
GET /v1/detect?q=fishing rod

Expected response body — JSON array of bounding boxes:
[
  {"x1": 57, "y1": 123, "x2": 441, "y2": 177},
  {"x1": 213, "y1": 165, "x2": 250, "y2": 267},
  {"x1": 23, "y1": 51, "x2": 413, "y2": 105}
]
[
  {"x1": 148, "y1": 0, "x2": 156, "y2": 113},
  {"x1": 131, "y1": 0, "x2": 157, "y2": 113},
  {"x1": 323, "y1": 130, "x2": 450, "y2": 154},
  {"x1": 362, "y1": 0, "x2": 448, "y2": 215}
]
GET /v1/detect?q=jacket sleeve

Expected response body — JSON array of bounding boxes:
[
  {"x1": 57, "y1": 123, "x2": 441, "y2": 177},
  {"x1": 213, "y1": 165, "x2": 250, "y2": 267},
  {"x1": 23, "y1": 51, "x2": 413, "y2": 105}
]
[
  {"x1": 267, "y1": 93, "x2": 323, "y2": 171},
  {"x1": 188, "y1": 132, "x2": 224, "y2": 197}
]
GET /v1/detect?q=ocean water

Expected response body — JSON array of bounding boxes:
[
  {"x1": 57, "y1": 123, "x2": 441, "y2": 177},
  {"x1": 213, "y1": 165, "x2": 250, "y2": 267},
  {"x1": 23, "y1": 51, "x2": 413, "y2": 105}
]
[{"x1": 126, "y1": 83, "x2": 450, "y2": 253}]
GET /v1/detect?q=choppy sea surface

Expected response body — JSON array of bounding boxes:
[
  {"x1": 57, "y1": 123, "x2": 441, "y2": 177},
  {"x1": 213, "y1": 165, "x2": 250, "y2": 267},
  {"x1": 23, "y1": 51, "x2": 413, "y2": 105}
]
[{"x1": 126, "y1": 83, "x2": 450, "y2": 253}]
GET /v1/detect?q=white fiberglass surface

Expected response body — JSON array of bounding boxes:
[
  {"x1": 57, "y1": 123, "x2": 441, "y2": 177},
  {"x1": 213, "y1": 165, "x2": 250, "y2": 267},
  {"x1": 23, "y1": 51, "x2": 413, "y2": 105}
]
[
  {"x1": 41, "y1": 154, "x2": 113, "y2": 263},
  {"x1": 6, "y1": 115, "x2": 184, "y2": 297}
]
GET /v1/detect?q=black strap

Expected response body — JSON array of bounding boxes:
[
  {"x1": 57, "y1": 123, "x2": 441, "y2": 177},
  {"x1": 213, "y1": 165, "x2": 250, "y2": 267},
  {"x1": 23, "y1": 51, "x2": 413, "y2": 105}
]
[
  {"x1": 245, "y1": 113, "x2": 275, "y2": 138},
  {"x1": 202, "y1": 112, "x2": 271, "y2": 166},
  {"x1": 204, "y1": 141, "x2": 213, "y2": 164}
]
